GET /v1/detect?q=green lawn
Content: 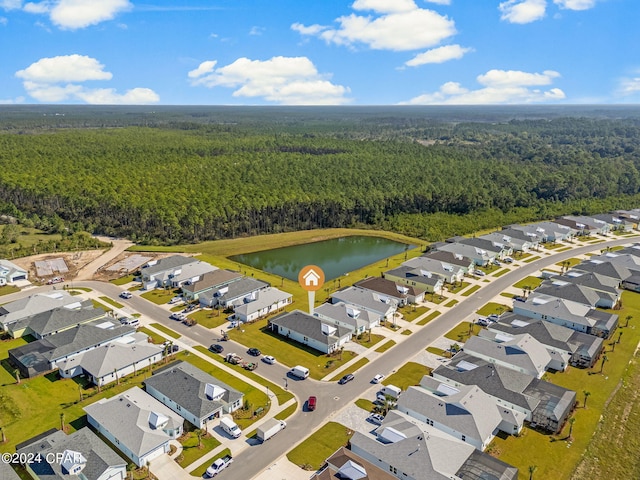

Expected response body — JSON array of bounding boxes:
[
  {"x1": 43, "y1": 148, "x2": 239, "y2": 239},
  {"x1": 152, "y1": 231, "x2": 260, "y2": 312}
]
[
  {"x1": 138, "y1": 326, "x2": 165, "y2": 344},
  {"x1": 140, "y1": 288, "x2": 180, "y2": 305},
  {"x1": 401, "y1": 329, "x2": 412, "y2": 335},
  {"x1": 110, "y1": 275, "x2": 135, "y2": 286},
  {"x1": 461, "y1": 284, "x2": 481, "y2": 297},
  {"x1": 447, "y1": 282, "x2": 470, "y2": 294},
  {"x1": 491, "y1": 268, "x2": 510, "y2": 278},
  {"x1": 416, "y1": 310, "x2": 441, "y2": 326},
  {"x1": 287, "y1": 422, "x2": 354, "y2": 471},
  {"x1": 444, "y1": 322, "x2": 479, "y2": 342},
  {"x1": 382, "y1": 361, "x2": 431, "y2": 390},
  {"x1": 355, "y1": 398, "x2": 376, "y2": 412},
  {"x1": 91, "y1": 299, "x2": 111, "y2": 312},
  {"x1": 523, "y1": 256, "x2": 541, "y2": 263},
  {"x1": 444, "y1": 299, "x2": 459, "y2": 307},
  {"x1": 225, "y1": 318, "x2": 361, "y2": 379},
  {"x1": 500, "y1": 292, "x2": 516, "y2": 298},
  {"x1": 476, "y1": 302, "x2": 511, "y2": 316},
  {"x1": 194, "y1": 346, "x2": 293, "y2": 406},
  {"x1": 187, "y1": 309, "x2": 229, "y2": 330},
  {"x1": 351, "y1": 333, "x2": 384, "y2": 349},
  {"x1": 398, "y1": 305, "x2": 428, "y2": 322},
  {"x1": 149, "y1": 323, "x2": 181, "y2": 339},
  {"x1": 0, "y1": 285, "x2": 20, "y2": 296},
  {"x1": 374, "y1": 340, "x2": 396, "y2": 353},
  {"x1": 426, "y1": 346, "x2": 447, "y2": 356},
  {"x1": 513, "y1": 276, "x2": 543, "y2": 290},
  {"x1": 99, "y1": 296, "x2": 123, "y2": 309},
  {"x1": 554, "y1": 257, "x2": 582, "y2": 268},
  {"x1": 275, "y1": 402, "x2": 298, "y2": 421},
  {"x1": 176, "y1": 430, "x2": 221, "y2": 468},
  {"x1": 328, "y1": 358, "x2": 370, "y2": 381}
]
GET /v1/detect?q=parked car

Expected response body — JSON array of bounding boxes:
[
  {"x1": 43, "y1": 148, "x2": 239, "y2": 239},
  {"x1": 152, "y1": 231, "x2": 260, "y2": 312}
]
[
  {"x1": 47, "y1": 276, "x2": 64, "y2": 285},
  {"x1": 169, "y1": 312, "x2": 185, "y2": 321},
  {"x1": 493, "y1": 259, "x2": 501, "y2": 266},
  {"x1": 372, "y1": 374, "x2": 385, "y2": 384},
  {"x1": 513, "y1": 295, "x2": 526, "y2": 302},
  {"x1": 368, "y1": 413, "x2": 385, "y2": 425},
  {"x1": 119, "y1": 291, "x2": 132, "y2": 299},
  {"x1": 339, "y1": 373, "x2": 355, "y2": 385},
  {"x1": 168, "y1": 296, "x2": 183, "y2": 304},
  {"x1": 503, "y1": 257, "x2": 514, "y2": 263},
  {"x1": 488, "y1": 314, "x2": 500, "y2": 322},
  {"x1": 477, "y1": 317, "x2": 490, "y2": 326},
  {"x1": 171, "y1": 344, "x2": 179, "y2": 353},
  {"x1": 474, "y1": 269, "x2": 486, "y2": 276},
  {"x1": 262, "y1": 355, "x2": 276, "y2": 364},
  {"x1": 209, "y1": 344, "x2": 224, "y2": 354},
  {"x1": 307, "y1": 396, "x2": 317, "y2": 411},
  {"x1": 247, "y1": 348, "x2": 261, "y2": 357}
]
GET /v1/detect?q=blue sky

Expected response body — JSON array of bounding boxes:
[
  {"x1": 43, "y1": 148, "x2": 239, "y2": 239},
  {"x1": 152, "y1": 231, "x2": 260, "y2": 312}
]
[{"x1": 1, "y1": 0, "x2": 637, "y2": 105}]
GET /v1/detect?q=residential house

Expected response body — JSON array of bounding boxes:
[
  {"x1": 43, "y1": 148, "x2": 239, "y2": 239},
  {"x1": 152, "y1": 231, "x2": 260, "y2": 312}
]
[
  {"x1": 396, "y1": 383, "x2": 506, "y2": 450},
  {"x1": 535, "y1": 281, "x2": 619, "y2": 309},
  {"x1": 145, "y1": 361, "x2": 243, "y2": 429},
  {"x1": 331, "y1": 286, "x2": 397, "y2": 321},
  {"x1": 9, "y1": 322, "x2": 136, "y2": 378},
  {"x1": 553, "y1": 216, "x2": 607, "y2": 236},
  {"x1": 181, "y1": 269, "x2": 242, "y2": 302},
  {"x1": 383, "y1": 265, "x2": 444, "y2": 294},
  {"x1": 501, "y1": 226, "x2": 544, "y2": 248},
  {"x1": 58, "y1": 332, "x2": 164, "y2": 386},
  {"x1": 84, "y1": 386, "x2": 183, "y2": 467},
  {"x1": 141, "y1": 255, "x2": 216, "y2": 290},
  {"x1": 421, "y1": 250, "x2": 475, "y2": 275},
  {"x1": 462, "y1": 333, "x2": 557, "y2": 378},
  {"x1": 488, "y1": 314, "x2": 604, "y2": 368},
  {"x1": 7, "y1": 305, "x2": 103, "y2": 339},
  {"x1": 572, "y1": 260, "x2": 632, "y2": 285},
  {"x1": 355, "y1": 276, "x2": 425, "y2": 306},
  {"x1": 0, "y1": 259, "x2": 28, "y2": 285},
  {"x1": 0, "y1": 291, "x2": 86, "y2": 332},
  {"x1": 432, "y1": 353, "x2": 576, "y2": 433},
  {"x1": 510, "y1": 222, "x2": 576, "y2": 243},
  {"x1": 314, "y1": 302, "x2": 381, "y2": 335},
  {"x1": 612, "y1": 209, "x2": 640, "y2": 229},
  {"x1": 16, "y1": 427, "x2": 126, "y2": 480},
  {"x1": 480, "y1": 231, "x2": 536, "y2": 253},
  {"x1": 400, "y1": 257, "x2": 466, "y2": 284},
  {"x1": 513, "y1": 293, "x2": 619, "y2": 338},
  {"x1": 434, "y1": 242, "x2": 497, "y2": 266},
  {"x1": 270, "y1": 310, "x2": 351, "y2": 354},
  {"x1": 350, "y1": 410, "x2": 518, "y2": 480},
  {"x1": 199, "y1": 277, "x2": 269, "y2": 308},
  {"x1": 548, "y1": 271, "x2": 622, "y2": 302},
  {"x1": 233, "y1": 287, "x2": 292, "y2": 323},
  {"x1": 456, "y1": 237, "x2": 513, "y2": 260},
  {"x1": 591, "y1": 213, "x2": 634, "y2": 232},
  {"x1": 311, "y1": 446, "x2": 397, "y2": 480}
]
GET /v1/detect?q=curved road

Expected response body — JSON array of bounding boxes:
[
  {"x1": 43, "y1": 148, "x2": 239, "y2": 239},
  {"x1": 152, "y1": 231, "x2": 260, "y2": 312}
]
[{"x1": 3, "y1": 236, "x2": 634, "y2": 478}]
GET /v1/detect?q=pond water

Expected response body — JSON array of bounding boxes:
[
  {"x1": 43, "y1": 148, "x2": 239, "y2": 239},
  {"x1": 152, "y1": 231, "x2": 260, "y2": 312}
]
[{"x1": 230, "y1": 235, "x2": 412, "y2": 281}]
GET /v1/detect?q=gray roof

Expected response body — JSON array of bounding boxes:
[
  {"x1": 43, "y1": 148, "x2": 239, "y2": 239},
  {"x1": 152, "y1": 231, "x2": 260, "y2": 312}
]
[
  {"x1": 573, "y1": 261, "x2": 632, "y2": 281},
  {"x1": 355, "y1": 276, "x2": 413, "y2": 301},
  {"x1": 463, "y1": 334, "x2": 552, "y2": 377},
  {"x1": 0, "y1": 291, "x2": 82, "y2": 327},
  {"x1": 331, "y1": 286, "x2": 397, "y2": 316},
  {"x1": 422, "y1": 250, "x2": 474, "y2": 269},
  {"x1": 170, "y1": 261, "x2": 217, "y2": 284},
  {"x1": 271, "y1": 310, "x2": 351, "y2": 345},
  {"x1": 402, "y1": 257, "x2": 464, "y2": 277},
  {"x1": 384, "y1": 266, "x2": 442, "y2": 287},
  {"x1": 513, "y1": 221, "x2": 576, "y2": 240},
  {"x1": 16, "y1": 427, "x2": 126, "y2": 480},
  {"x1": 234, "y1": 287, "x2": 292, "y2": 317},
  {"x1": 314, "y1": 302, "x2": 380, "y2": 330},
  {"x1": 9, "y1": 305, "x2": 102, "y2": 337},
  {"x1": 457, "y1": 449, "x2": 519, "y2": 480},
  {"x1": 457, "y1": 237, "x2": 508, "y2": 255},
  {"x1": 549, "y1": 272, "x2": 621, "y2": 294},
  {"x1": 436, "y1": 242, "x2": 495, "y2": 262},
  {"x1": 534, "y1": 282, "x2": 605, "y2": 307},
  {"x1": 215, "y1": 277, "x2": 269, "y2": 305},
  {"x1": 0, "y1": 462, "x2": 21, "y2": 480},
  {"x1": 479, "y1": 232, "x2": 531, "y2": 250},
  {"x1": 500, "y1": 226, "x2": 544, "y2": 244},
  {"x1": 84, "y1": 386, "x2": 183, "y2": 459},
  {"x1": 398, "y1": 383, "x2": 502, "y2": 444},
  {"x1": 181, "y1": 269, "x2": 242, "y2": 294},
  {"x1": 64, "y1": 333, "x2": 163, "y2": 379},
  {"x1": 142, "y1": 255, "x2": 196, "y2": 276},
  {"x1": 145, "y1": 361, "x2": 243, "y2": 420}
]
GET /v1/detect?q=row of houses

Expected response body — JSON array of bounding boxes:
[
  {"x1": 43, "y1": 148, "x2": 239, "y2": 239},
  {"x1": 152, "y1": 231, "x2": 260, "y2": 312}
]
[{"x1": 14, "y1": 360, "x2": 244, "y2": 478}]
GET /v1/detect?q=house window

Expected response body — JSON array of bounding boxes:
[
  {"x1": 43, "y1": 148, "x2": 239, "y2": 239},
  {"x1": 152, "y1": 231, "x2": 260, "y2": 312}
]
[
  {"x1": 176, "y1": 405, "x2": 181, "y2": 411},
  {"x1": 389, "y1": 466, "x2": 397, "y2": 474},
  {"x1": 461, "y1": 435, "x2": 466, "y2": 442},
  {"x1": 303, "y1": 336, "x2": 308, "y2": 342}
]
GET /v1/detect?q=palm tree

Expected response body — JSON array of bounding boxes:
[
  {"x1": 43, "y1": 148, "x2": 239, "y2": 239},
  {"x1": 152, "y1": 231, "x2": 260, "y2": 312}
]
[
  {"x1": 1, "y1": 427, "x2": 6, "y2": 444},
  {"x1": 195, "y1": 428, "x2": 203, "y2": 448},
  {"x1": 528, "y1": 465, "x2": 538, "y2": 480},
  {"x1": 624, "y1": 315, "x2": 632, "y2": 327},
  {"x1": 568, "y1": 417, "x2": 576, "y2": 439},
  {"x1": 600, "y1": 354, "x2": 608, "y2": 373},
  {"x1": 583, "y1": 390, "x2": 591, "y2": 409},
  {"x1": 60, "y1": 413, "x2": 65, "y2": 432},
  {"x1": 618, "y1": 331, "x2": 623, "y2": 344}
]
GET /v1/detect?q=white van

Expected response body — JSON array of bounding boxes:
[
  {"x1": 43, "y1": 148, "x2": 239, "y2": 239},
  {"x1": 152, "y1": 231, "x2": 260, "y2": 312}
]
[
  {"x1": 120, "y1": 317, "x2": 140, "y2": 328},
  {"x1": 377, "y1": 384, "x2": 402, "y2": 400},
  {"x1": 220, "y1": 416, "x2": 242, "y2": 438},
  {"x1": 289, "y1": 365, "x2": 309, "y2": 379}
]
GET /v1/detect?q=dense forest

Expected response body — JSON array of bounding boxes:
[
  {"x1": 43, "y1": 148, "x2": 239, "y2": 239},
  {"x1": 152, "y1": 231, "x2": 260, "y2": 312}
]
[{"x1": 1, "y1": 105, "x2": 640, "y2": 244}]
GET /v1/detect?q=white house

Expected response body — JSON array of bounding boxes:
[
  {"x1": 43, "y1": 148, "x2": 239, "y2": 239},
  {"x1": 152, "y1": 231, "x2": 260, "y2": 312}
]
[
  {"x1": 233, "y1": 287, "x2": 292, "y2": 323},
  {"x1": 0, "y1": 259, "x2": 28, "y2": 285},
  {"x1": 270, "y1": 310, "x2": 351, "y2": 354}
]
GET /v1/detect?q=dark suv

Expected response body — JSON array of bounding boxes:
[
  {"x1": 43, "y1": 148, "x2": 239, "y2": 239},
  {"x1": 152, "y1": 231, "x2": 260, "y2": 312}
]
[
  {"x1": 247, "y1": 348, "x2": 261, "y2": 356},
  {"x1": 209, "y1": 344, "x2": 224, "y2": 354}
]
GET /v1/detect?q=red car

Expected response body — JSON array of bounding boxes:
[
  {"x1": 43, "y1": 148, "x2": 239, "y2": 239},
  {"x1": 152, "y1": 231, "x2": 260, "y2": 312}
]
[{"x1": 308, "y1": 396, "x2": 317, "y2": 411}]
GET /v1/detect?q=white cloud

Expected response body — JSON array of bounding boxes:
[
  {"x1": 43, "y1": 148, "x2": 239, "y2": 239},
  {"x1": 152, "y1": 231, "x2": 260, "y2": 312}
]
[
  {"x1": 618, "y1": 77, "x2": 640, "y2": 96},
  {"x1": 0, "y1": 16, "x2": 6, "y2": 24},
  {"x1": 403, "y1": 69, "x2": 565, "y2": 104},
  {"x1": 188, "y1": 56, "x2": 350, "y2": 105},
  {"x1": 554, "y1": 0, "x2": 596, "y2": 10},
  {"x1": 425, "y1": 0, "x2": 451, "y2": 4},
  {"x1": 249, "y1": 26, "x2": 265, "y2": 36},
  {"x1": 0, "y1": 96, "x2": 25, "y2": 104},
  {"x1": 405, "y1": 44, "x2": 472, "y2": 66},
  {"x1": 16, "y1": 54, "x2": 159, "y2": 104},
  {"x1": 23, "y1": 0, "x2": 131, "y2": 29},
  {"x1": 499, "y1": 0, "x2": 547, "y2": 24},
  {"x1": 292, "y1": 3, "x2": 456, "y2": 51},
  {"x1": 16, "y1": 54, "x2": 112, "y2": 83},
  {"x1": 0, "y1": 0, "x2": 21, "y2": 10}
]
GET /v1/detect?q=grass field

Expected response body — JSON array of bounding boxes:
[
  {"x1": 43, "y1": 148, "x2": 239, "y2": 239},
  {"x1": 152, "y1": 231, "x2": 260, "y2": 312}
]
[
  {"x1": 351, "y1": 333, "x2": 384, "y2": 349},
  {"x1": 383, "y1": 361, "x2": 431, "y2": 390},
  {"x1": 476, "y1": 302, "x2": 511, "y2": 316},
  {"x1": 140, "y1": 288, "x2": 179, "y2": 305},
  {"x1": 444, "y1": 299, "x2": 459, "y2": 307},
  {"x1": 138, "y1": 326, "x2": 165, "y2": 344},
  {"x1": 275, "y1": 402, "x2": 298, "y2": 421},
  {"x1": 513, "y1": 276, "x2": 544, "y2": 290},
  {"x1": 0, "y1": 285, "x2": 20, "y2": 296},
  {"x1": 149, "y1": 322, "x2": 181, "y2": 339},
  {"x1": 287, "y1": 422, "x2": 354, "y2": 471},
  {"x1": 99, "y1": 295, "x2": 123, "y2": 309},
  {"x1": 426, "y1": 346, "x2": 447, "y2": 356},
  {"x1": 416, "y1": 310, "x2": 441, "y2": 326},
  {"x1": 176, "y1": 430, "x2": 221, "y2": 468},
  {"x1": 187, "y1": 309, "x2": 230, "y2": 330},
  {"x1": 461, "y1": 284, "x2": 481, "y2": 296},
  {"x1": 523, "y1": 256, "x2": 541, "y2": 263},
  {"x1": 398, "y1": 305, "x2": 428, "y2": 322},
  {"x1": 554, "y1": 257, "x2": 582, "y2": 268},
  {"x1": 374, "y1": 340, "x2": 396, "y2": 353},
  {"x1": 444, "y1": 322, "x2": 479, "y2": 342},
  {"x1": 110, "y1": 274, "x2": 135, "y2": 286}
]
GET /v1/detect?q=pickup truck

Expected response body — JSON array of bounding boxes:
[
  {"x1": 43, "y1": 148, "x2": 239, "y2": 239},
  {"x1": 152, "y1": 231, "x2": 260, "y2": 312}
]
[{"x1": 205, "y1": 455, "x2": 233, "y2": 477}]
